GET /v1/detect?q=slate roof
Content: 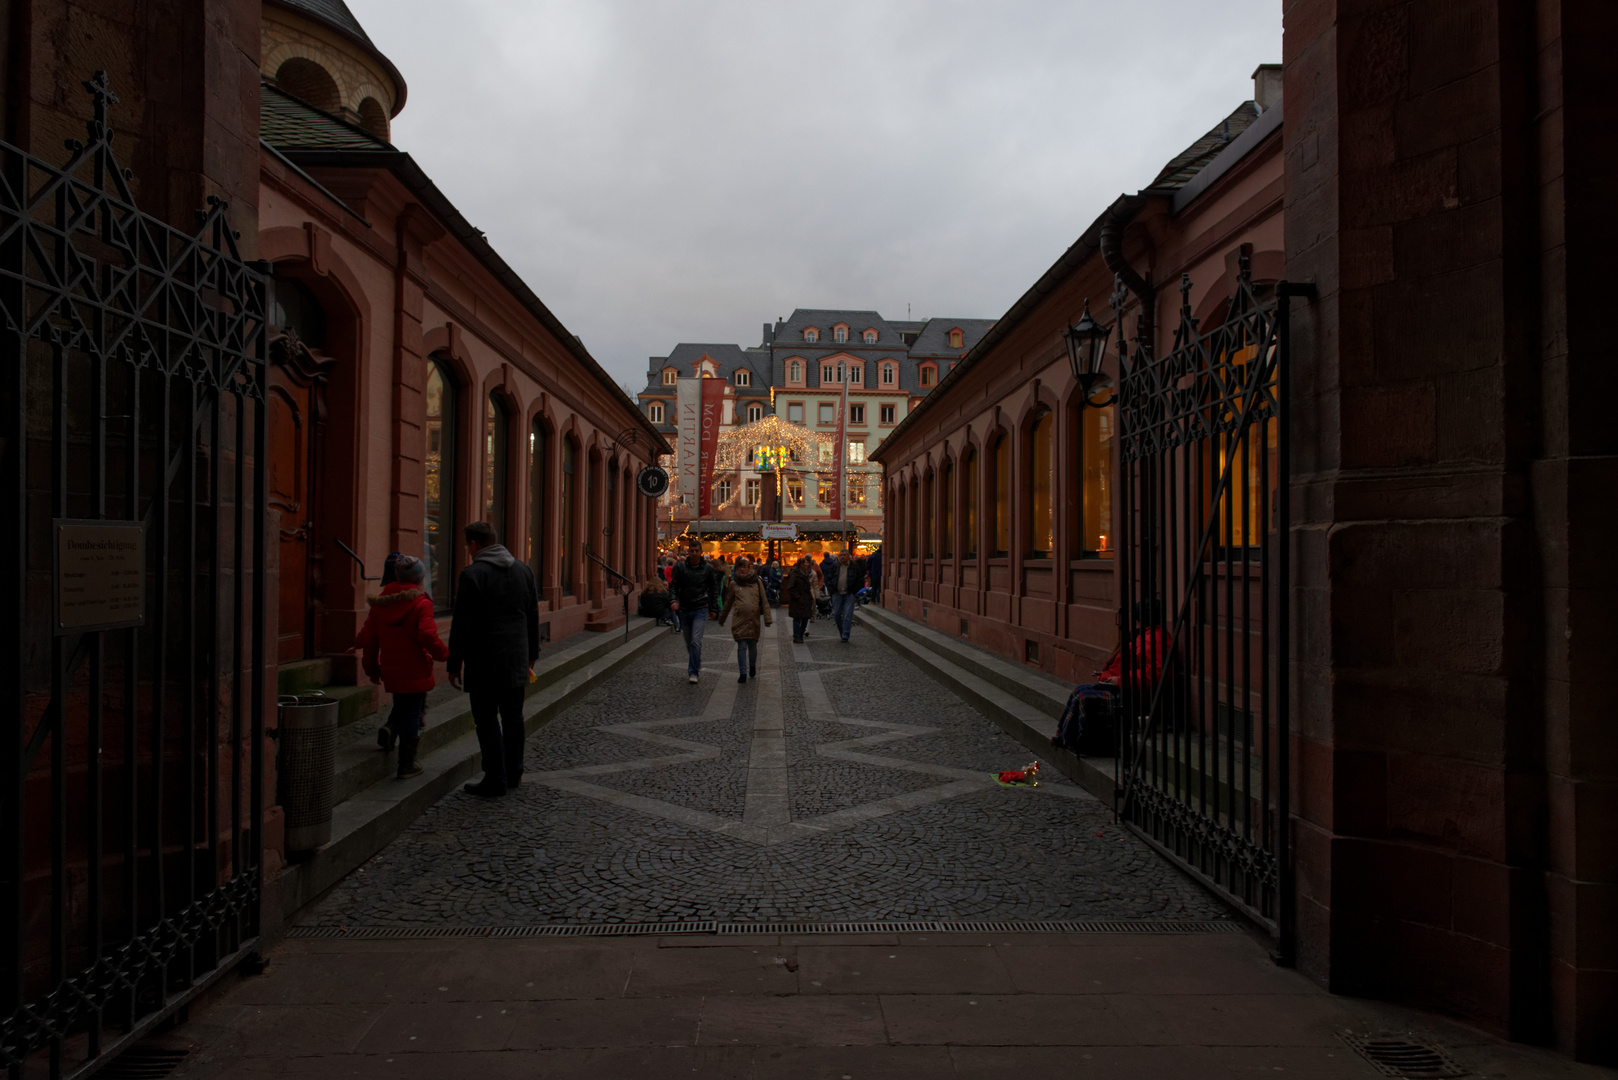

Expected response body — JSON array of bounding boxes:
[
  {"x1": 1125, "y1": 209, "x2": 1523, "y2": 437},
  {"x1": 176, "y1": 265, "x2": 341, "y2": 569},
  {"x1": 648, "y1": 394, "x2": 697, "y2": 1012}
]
[
  {"x1": 1148, "y1": 101, "x2": 1261, "y2": 190},
  {"x1": 272, "y1": 0, "x2": 376, "y2": 47},
  {"x1": 261, "y1": 80, "x2": 394, "y2": 152},
  {"x1": 908, "y1": 317, "x2": 997, "y2": 359},
  {"x1": 773, "y1": 309, "x2": 906, "y2": 349}
]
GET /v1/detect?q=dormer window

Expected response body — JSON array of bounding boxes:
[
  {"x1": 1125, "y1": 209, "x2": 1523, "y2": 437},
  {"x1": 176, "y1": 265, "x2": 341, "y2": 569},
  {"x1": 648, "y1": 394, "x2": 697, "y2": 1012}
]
[
  {"x1": 789, "y1": 360, "x2": 802, "y2": 382},
  {"x1": 804, "y1": 328, "x2": 820, "y2": 343},
  {"x1": 881, "y1": 362, "x2": 896, "y2": 386},
  {"x1": 919, "y1": 363, "x2": 938, "y2": 387},
  {"x1": 862, "y1": 329, "x2": 877, "y2": 344},
  {"x1": 948, "y1": 328, "x2": 964, "y2": 349},
  {"x1": 649, "y1": 402, "x2": 665, "y2": 423},
  {"x1": 661, "y1": 368, "x2": 677, "y2": 385},
  {"x1": 735, "y1": 369, "x2": 751, "y2": 387},
  {"x1": 834, "y1": 325, "x2": 848, "y2": 344}
]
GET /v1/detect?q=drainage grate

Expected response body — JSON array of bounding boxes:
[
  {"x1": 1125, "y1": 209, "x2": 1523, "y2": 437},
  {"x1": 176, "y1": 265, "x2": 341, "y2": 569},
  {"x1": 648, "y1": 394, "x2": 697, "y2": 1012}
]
[
  {"x1": 1340, "y1": 1033, "x2": 1468, "y2": 1078},
  {"x1": 97, "y1": 1047, "x2": 192, "y2": 1080},
  {"x1": 287, "y1": 918, "x2": 1240, "y2": 940}
]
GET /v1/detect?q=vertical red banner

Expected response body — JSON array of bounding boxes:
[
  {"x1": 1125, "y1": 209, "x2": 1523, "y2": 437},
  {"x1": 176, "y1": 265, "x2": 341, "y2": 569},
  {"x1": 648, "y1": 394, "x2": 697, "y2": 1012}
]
[{"x1": 697, "y1": 377, "x2": 725, "y2": 517}]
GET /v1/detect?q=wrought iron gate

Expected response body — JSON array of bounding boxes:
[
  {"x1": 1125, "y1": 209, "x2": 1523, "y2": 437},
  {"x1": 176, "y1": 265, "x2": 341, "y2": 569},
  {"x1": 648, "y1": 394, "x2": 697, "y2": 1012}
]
[
  {"x1": 1114, "y1": 250, "x2": 1305, "y2": 957},
  {"x1": 1, "y1": 76, "x2": 268, "y2": 1077}
]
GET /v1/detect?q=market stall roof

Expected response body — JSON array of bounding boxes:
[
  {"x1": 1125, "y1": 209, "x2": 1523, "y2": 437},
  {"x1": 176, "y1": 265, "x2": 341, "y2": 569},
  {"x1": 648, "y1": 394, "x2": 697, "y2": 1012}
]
[{"x1": 675, "y1": 520, "x2": 862, "y2": 538}]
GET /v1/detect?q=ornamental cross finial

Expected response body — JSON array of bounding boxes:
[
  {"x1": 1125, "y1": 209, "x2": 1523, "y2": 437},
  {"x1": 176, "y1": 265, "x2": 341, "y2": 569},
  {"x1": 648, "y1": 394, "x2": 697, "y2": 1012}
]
[{"x1": 82, "y1": 71, "x2": 119, "y2": 141}]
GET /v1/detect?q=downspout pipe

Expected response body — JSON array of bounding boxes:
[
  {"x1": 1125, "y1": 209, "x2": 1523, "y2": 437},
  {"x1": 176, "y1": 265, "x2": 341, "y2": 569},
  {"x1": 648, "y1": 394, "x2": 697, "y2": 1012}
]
[{"x1": 1099, "y1": 208, "x2": 1155, "y2": 350}]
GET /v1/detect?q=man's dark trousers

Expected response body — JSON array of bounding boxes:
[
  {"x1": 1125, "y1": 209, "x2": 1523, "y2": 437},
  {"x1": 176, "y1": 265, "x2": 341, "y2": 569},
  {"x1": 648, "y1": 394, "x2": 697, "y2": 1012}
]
[{"x1": 471, "y1": 686, "x2": 527, "y2": 788}]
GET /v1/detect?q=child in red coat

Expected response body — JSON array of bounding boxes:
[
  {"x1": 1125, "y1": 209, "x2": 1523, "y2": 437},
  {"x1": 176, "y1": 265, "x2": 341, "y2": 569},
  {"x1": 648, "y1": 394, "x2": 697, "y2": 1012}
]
[{"x1": 353, "y1": 555, "x2": 448, "y2": 778}]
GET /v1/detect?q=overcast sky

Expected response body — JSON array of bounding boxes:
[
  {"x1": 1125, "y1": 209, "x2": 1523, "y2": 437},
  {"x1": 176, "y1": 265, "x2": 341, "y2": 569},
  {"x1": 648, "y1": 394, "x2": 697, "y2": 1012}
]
[{"x1": 347, "y1": 0, "x2": 1281, "y2": 393}]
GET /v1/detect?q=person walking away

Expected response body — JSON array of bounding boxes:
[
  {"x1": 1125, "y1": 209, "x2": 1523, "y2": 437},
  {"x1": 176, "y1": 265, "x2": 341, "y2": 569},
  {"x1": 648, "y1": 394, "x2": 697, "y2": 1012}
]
[
  {"x1": 448, "y1": 521, "x2": 540, "y2": 798},
  {"x1": 827, "y1": 548, "x2": 867, "y2": 643},
  {"x1": 638, "y1": 576, "x2": 674, "y2": 626},
  {"x1": 670, "y1": 537, "x2": 719, "y2": 683},
  {"x1": 719, "y1": 556, "x2": 772, "y2": 683},
  {"x1": 782, "y1": 555, "x2": 817, "y2": 643},
  {"x1": 865, "y1": 545, "x2": 882, "y2": 604},
  {"x1": 353, "y1": 555, "x2": 446, "y2": 778}
]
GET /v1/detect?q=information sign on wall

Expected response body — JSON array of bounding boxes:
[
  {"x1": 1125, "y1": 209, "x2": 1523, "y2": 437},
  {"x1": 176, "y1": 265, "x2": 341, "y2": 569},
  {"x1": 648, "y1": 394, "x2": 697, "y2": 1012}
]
[{"x1": 55, "y1": 520, "x2": 146, "y2": 634}]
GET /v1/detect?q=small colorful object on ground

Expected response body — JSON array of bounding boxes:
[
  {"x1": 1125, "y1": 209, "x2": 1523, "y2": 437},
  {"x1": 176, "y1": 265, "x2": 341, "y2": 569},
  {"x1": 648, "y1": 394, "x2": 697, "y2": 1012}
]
[{"x1": 995, "y1": 761, "x2": 1041, "y2": 787}]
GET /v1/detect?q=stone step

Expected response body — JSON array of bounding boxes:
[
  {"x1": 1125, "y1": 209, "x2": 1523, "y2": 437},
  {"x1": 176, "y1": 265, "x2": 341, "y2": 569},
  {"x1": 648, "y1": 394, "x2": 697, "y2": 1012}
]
[
  {"x1": 274, "y1": 615, "x2": 668, "y2": 924},
  {"x1": 277, "y1": 657, "x2": 332, "y2": 696},
  {"x1": 583, "y1": 606, "x2": 628, "y2": 632},
  {"x1": 856, "y1": 604, "x2": 1117, "y2": 806}
]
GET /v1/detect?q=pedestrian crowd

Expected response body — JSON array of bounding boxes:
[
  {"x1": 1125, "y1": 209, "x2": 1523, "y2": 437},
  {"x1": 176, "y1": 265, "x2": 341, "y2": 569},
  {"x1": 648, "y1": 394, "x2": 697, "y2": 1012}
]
[{"x1": 349, "y1": 521, "x2": 876, "y2": 797}]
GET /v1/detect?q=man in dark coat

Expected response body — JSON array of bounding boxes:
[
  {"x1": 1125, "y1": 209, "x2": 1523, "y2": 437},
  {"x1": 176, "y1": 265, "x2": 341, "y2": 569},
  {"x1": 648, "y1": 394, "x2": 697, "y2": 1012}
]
[
  {"x1": 448, "y1": 521, "x2": 540, "y2": 798},
  {"x1": 669, "y1": 536, "x2": 720, "y2": 683}
]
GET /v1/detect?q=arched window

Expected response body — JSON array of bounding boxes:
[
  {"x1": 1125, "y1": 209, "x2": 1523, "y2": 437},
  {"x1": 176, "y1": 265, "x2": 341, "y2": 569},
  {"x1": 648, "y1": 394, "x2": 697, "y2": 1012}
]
[
  {"x1": 862, "y1": 329, "x2": 877, "y2": 344},
  {"x1": 991, "y1": 434, "x2": 1010, "y2": 557},
  {"x1": 881, "y1": 363, "x2": 896, "y2": 387},
  {"x1": 528, "y1": 418, "x2": 548, "y2": 587},
  {"x1": 909, "y1": 478, "x2": 920, "y2": 558},
  {"x1": 275, "y1": 58, "x2": 341, "y2": 113},
  {"x1": 424, "y1": 360, "x2": 457, "y2": 609},
  {"x1": 804, "y1": 328, "x2": 819, "y2": 343},
  {"x1": 949, "y1": 328, "x2": 964, "y2": 349},
  {"x1": 560, "y1": 438, "x2": 577, "y2": 595},
  {"x1": 923, "y1": 472, "x2": 935, "y2": 560},
  {"x1": 606, "y1": 458, "x2": 619, "y2": 565},
  {"x1": 941, "y1": 459, "x2": 954, "y2": 559},
  {"x1": 1027, "y1": 409, "x2": 1054, "y2": 558},
  {"x1": 357, "y1": 97, "x2": 389, "y2": 139},
  {"x1": 962, "y1": 447, "x2": 978, "y2": 559},
  {"x1": 1078, "y1": 404, "x2": 1115, "y2": 558},
  {"x1": 834, "y1": 326, "x2": 848, "y2": 343},
  {"x1": 485, "y1": 393, "x2": 510, "y2": 541},
  {"x1": 789, "y1": 360, "x2": 801, "y2": 382}
]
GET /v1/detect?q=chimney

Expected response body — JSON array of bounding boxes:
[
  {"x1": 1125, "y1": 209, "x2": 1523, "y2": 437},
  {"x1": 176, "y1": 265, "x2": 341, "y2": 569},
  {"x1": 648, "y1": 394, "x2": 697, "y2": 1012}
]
[
  {"x1": 762, "y1": 323, "x2": 773, "y2": 345},
  {"x1": 1252, "y1": 64, "x2": 1282, "y2": 113}
]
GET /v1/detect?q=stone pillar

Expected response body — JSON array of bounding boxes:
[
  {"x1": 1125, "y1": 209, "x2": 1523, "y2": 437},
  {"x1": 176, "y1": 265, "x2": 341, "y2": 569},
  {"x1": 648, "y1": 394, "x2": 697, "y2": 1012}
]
[{"x1": 1283, "y1": 0, "x2": 1616, "y2": 1060}]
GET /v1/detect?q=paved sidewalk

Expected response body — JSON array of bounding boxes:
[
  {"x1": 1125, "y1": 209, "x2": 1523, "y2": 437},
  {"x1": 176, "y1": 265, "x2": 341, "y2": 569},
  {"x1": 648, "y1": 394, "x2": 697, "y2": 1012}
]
[{"x1": 163, "y1": 928, "x2": 1611, "y2": 1079}]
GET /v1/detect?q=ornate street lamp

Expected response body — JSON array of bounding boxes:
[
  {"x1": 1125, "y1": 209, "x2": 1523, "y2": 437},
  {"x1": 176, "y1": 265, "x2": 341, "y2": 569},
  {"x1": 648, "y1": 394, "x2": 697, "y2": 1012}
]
[{"x1": 1062, "y1": 298, "x2": 1115, "y2": 407}]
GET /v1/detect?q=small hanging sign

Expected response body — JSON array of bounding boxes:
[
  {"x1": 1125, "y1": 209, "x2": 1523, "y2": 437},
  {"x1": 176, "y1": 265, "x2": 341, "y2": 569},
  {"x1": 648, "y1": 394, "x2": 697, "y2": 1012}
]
[{"x1": 55, "y1": 520, "x2": 146, "y2": 634}]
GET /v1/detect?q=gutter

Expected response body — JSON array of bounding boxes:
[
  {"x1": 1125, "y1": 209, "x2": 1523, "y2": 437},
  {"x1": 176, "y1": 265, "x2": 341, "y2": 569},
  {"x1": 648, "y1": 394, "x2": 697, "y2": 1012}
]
[
  {"x1": 260, "y1": 139, "x2": 372, "y2": 228},
  {"x1": 1170, "y1": 97, "x2": 1282, "y2": 214},
  {"x1": 282, "y1": 149, "x2": 670, "y2": 457},
  {"x1": 872, "y1": 192, "x2": 1147, "y2": 461}
]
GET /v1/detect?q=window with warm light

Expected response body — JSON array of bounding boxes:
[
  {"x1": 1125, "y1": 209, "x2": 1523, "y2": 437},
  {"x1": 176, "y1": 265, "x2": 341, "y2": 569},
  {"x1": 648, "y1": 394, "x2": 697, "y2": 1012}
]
[
  {"x1": 818, "y1": 482, "x2": 834, "y2": 506},
  {"x1": 649, "y1": 402, "x2": 664, "y2": 423},
  {"x1": 661, "y1": 369, "x2": 677, "y2": 385},
  {"x1": 848, "y1": 480, "x2": 865, "y2": 507},
  {"x1": 991, "y1": 434, "x2": 1009, "y2": 556},
  {"x1": 788, "y1": 480, "x2": 804, "y2": 506},
  {"x1": 962, "y1": 448, "x2": 978, "y2": 558},
  {"x1": 949, "y1": 328, "x2": 964, "y2": 349},
  {"x1": 819, "y1": 444, "x2": 834, "y2": 465},
  {"x1": 716, "y1": 479, "x2": 732, "y2": 505},
  {"x1": 745, "y1": 478, "x2": 761, "y2": 506},
  {"x1": 1080, "y1": 405, "x2": 1115, "y2": 558},
  {"x1": 1027, "y1": 409, "x2": 1054, "y2": 558},
  {"x1": 848, "y1": 441, "x2": 865, "y2": 464}
]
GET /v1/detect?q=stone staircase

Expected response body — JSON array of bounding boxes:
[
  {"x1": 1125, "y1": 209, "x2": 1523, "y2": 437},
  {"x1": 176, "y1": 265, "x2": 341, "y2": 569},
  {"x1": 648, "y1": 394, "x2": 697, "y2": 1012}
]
[
  {"x1": 276, "y1": 655, "x2": 380, "y2": 734},
  {"x1": 271, "y1": 615, "x2": 669, "y2": 929},
  {"x1": 855, "y1": 603, "x2": 1118, "y2": 805}
]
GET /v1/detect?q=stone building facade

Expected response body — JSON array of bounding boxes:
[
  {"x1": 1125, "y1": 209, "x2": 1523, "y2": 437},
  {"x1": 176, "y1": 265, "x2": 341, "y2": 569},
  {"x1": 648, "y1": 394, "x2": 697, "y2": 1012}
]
[{"x1": 638, "y1": 310, "x2": 993, "y2": 542}]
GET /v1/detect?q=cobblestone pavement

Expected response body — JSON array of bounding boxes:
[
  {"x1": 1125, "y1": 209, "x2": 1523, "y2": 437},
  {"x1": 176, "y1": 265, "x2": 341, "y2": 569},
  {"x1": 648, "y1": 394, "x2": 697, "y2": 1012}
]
[{"x1": 303, "y1": 614, "x2": 1228, "y2": 927}]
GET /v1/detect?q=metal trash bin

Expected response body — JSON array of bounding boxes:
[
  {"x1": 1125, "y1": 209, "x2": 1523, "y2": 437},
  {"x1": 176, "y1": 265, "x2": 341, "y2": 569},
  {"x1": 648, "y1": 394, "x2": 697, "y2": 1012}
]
[{"x1": 277, "y1": 690, "x2": 339, "y2": 852}]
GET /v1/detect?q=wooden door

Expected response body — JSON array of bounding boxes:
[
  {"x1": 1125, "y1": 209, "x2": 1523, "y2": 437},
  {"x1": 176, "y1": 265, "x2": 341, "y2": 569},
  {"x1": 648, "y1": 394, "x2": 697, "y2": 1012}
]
[{"x1": 269, "y1": 382, "x2": 314, "y2": 662}]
